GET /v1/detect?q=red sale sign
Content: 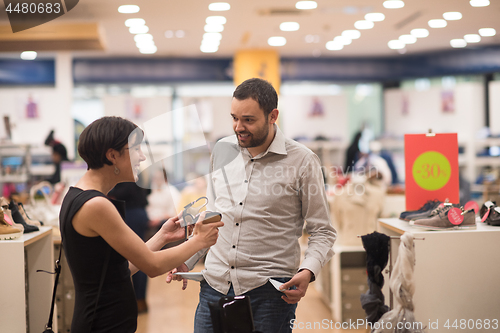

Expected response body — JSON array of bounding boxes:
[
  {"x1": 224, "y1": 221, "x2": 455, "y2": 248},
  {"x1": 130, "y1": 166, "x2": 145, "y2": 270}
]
[{"x1": 405, "y1": 133, "x2": 459, "y2": 211}]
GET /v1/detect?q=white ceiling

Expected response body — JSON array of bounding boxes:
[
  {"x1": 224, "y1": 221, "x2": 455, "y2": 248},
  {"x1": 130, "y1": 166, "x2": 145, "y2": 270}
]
[{"x1": 1, "y1": 0, "x2": 500, "y2": 58}]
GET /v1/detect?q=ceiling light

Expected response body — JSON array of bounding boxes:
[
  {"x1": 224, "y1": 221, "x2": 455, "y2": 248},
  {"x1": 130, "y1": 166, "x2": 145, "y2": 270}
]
[
  {"x1": 428, "y1": 19, "x2": 447, "y2": 28},
  {"x1": 342, "y1": 30, "x2": 361, "y2": 39},
  {"x1": 201, "y1": 39, "x2": 221, "y2": 48},
  {"x1": 464, "y1": 34, "x2": 481, "y2": 43},
  {"x1": 165, "y1": 30, "x2": 174, "y2": 38},
  {"x1": 388, "y1": 40, "x2": 405, "y2": 49},
  {"x1": 399, "y1": 34, "x2": 417, "y2": 44},
  {"x1": 383, "y1": 0, "x2": 404, "y2": 9},
  {"x1": 175, "y1": 30, "x2": 185, "y2": 38},
  {"x1": 305, "y1": 34, "x2": 320, "y2": 43},
  {"x1": 365, "y1": 13, "x2": 385, "y2": 22},
  {"x1": 136, "y1": 40, "x2": 155, "y2": 48},
  {"x1": 443, "y1": 12, "x2": 462, "y2": 20},
  {"x1": 280, "y1": 22, "x2": 300, "y2": 31},
  {"x1": 325, "y1": 41, "x2": 343, "y2": 51},
  {"x1": 479, "y1": 28, "x2": 496, "y2": 36},
  {"x1": 206, "y1": 16, "x2": 227, "y2": 25},
  {"x1": 125, "y1": 18, "x2": 145, "y2": 27},
  {"x1": 411, "y1": 28, "x2": 429, "y2": 38},
  {"x1": 20, "y1": 51, "x2": 37, "y2": 60},
  {"x1": 354, "y1": 20, "x2": 374, "y2": 30},
  {"x1": 470, "y1": 0, "x2": 490, "y2": 7},
  {"x1": 118, "y1": 5, "x2": 140, "y2": 14},
  {"x1": 296, "y1": 1, "x2": 317, "y2": 10},
  {"x1": 135, "y1": 34, "x2": 153, "y2": 43},
  {"x1": 204, "y1": 24, "x2": 224, "y2": 33},
  {"x1": 139, "y1": 45, "x2": 157, "y2": 54},
  {"x1": 208, "y1": 2, "x2": 230, "y2": 11},
  {"x1": 203, "y1": 32, "x2": 223, "y2": 41},
  {"x1": 450, "y1": 39, "x2": 467, "y2": 48},
  {"x1": 129, "y1": 25, "x2": 149, "y2": 34},
  {"x1": 200, "y1": 45, "x2": 218, "y2": 53},
  {"x1": 334, "y1": 36, "x2": 352, "y2": 45},
  {"x1": 268, "y1": 36, "x2": 287, "y2": 46}
]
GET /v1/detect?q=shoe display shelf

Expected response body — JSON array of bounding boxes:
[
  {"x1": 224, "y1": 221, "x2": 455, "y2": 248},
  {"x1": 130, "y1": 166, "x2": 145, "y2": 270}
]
[
  {"x1": 378, "y1": 218, "x2": 500, "y2": 330},
  {"x1": 315, "y1": 244, "x2": 368, "y2": 323},
  {"x1": 0, "y1": 226, "x2": 54, "y2": 332}
]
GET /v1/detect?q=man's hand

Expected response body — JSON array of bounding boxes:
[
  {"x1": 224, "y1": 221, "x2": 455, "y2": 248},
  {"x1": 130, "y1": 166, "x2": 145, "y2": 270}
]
[
  {"x1": 278, "y1": 269, "x2": 313, "y2": 304},
  {"x1": 166, "y1": 263, "x2": 189, "y2": 290}
]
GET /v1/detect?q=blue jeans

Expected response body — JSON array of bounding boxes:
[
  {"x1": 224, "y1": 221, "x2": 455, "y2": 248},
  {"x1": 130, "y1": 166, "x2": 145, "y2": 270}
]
[{"x1": 194, "y1": 278, "x2": 298, "y2": 333}]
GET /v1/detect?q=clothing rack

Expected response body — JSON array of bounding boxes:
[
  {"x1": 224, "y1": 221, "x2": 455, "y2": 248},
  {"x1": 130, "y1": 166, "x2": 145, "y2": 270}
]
[{"x1": 357, "y1": 234, "x2": 425, "y2": 309}]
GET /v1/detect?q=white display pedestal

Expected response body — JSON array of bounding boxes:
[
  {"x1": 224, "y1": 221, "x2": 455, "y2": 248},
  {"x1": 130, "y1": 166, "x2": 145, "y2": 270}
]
[
  {"x1": 0, "y1": 226, "x2": 54, "y2": 333},
  {"x1": 378, "y1": 218, "x2": 500, "y2": 333}
]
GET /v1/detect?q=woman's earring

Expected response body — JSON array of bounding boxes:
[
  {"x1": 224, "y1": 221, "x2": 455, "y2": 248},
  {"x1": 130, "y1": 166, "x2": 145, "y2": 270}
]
[{"x1": 114, "y1": 165, "x2": 120, "y2": 175}]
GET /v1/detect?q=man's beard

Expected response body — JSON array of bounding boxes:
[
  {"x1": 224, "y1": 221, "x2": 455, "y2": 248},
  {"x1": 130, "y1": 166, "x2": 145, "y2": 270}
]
[{"x1": 235, "y1": 121, "x2": 269, "y2": 148}]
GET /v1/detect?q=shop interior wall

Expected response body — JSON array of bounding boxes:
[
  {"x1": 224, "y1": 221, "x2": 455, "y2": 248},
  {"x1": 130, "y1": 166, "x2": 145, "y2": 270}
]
[{"x1": 489, "y1": 81, "x2": 500, "y2": 135}]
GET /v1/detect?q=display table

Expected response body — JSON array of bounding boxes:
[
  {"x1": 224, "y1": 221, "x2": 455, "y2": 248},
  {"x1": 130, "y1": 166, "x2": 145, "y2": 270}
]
[
  {"x1": 378, "y1": 218, "x2": 500, "y2": 332},
  {"x1": 0, "y1": 226, "x2": 54, "y2": 332}
]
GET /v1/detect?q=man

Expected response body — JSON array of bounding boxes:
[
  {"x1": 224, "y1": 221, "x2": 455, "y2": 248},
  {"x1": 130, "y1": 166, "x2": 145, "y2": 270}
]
[{"x1": 168, "y1": 78, "x2": 336, "y2": 332}]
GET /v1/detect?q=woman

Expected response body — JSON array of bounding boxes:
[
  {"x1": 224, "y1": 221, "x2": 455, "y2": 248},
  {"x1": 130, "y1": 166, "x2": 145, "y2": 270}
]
[{"x1": 60, "y1": 116, "x2": 223, "y2": 333}]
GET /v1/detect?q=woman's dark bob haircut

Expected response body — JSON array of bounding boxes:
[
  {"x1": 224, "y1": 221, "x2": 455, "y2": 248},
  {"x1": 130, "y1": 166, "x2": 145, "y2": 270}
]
[{"x1": 78, "y1": 116, "x2": 144, "y2": 170}]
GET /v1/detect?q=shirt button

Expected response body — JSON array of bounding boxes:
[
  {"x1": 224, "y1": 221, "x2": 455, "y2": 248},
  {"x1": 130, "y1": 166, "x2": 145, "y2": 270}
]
[
  {"x1": 239, "y1": 202, "x2": 243, "y2": 205},
  {"x1": 251, "y1": 159, "x2": 254, "y2": 162},
  {"x1": 231, "y1": 266, "x2": 235, "y2": 269},
  {"x1": 232, "y1": 245, "x2": 236, "y2": 248},
  {"x1": 244, "y1": 180, "x2": 248, "y2": 183},
  {"x1": 236, "y1": 223, "x2": 239, "y2": 226}
]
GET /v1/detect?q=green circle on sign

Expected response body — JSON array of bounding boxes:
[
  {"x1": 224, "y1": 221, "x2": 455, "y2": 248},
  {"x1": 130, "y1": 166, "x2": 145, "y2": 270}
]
[{"x1": 412, "y1": 151, "x2": 451, "y2": 191}]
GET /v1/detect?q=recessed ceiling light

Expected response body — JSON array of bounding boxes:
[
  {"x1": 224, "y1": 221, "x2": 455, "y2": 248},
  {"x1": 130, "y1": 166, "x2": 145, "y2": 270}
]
[
  {"x1": 443, "y1": 12, "x2": 462, "y2": 20},
  {"x1": 268, "y1": 36, "x2": 287, "y2": 46},
  {"x1": 428, "y1": 19, "x2": 447, "y2": 28},
  {"x1": 399, "y1": 34, "x2": 417, "y2": 44},
  {"x1": 208, "y1": 2, "x2": 230, "y2": 11},
  {"x1": 280, "y1": 22, "x2": 300, "y2": 31},
  {"x1": 383, "y1": 0, "x2": 404, "y2": 9},
  {"x1": 464, "y1": 34, "x2": 481, "y2": 43},
  {"x1": 479, "y1": 28, "x2": 496, "y2": 36},
  {"x1": 175, "y1": 30, "x2": 185, "y2": 38},
  {"x1": 136, "y1": 40, "x2": 155, "y2": 48},
  {"x1": 354, "y1": 20, "x2": 374, "y2": 30},
  {"x1": 388, "y1": 40, "x2": 405, "y2": 49},
  {"x1": 325, "y1": 41, "x2": 343, "y2": 51},
  {"x1": 129, "y1": 25, "x2": 149, "y2": 34},
  {"x1": 201, "y1": 39, "x2": 221, "y2": 48},
  {"x1": 342, "y1": 30, "x2": 361, "y2": 39},
  {"x1": 296, "y1": 1, "x2": 317, "y2": 10},
  {"x1": 334, "y1": 36, "x2": 352, "y2": 45},
  {"x1": 411, "y1": 28, "x2": 429, "y2": 38},
  {"x1": 305, "y1": 34, "x2": 320, "y2": 43},
  {"x1": 118, "y1": 5, "x2": 140, "y2": 14},
  {"x1": 165, "y1": 30, "x2": 174, "y2": 38},
  {"x1": 125, "y1": 18, "x2": 145, "y2": 27},
  {"x1": 135, "y1": 34, "x2": 153, "y2": 43},
  {"x1": 200, "y1": 45, "x2": 219, "y2": 53},
  {"x1": 206, "y1": 16, "x2": 227, "y2": 25},
  {"x1": 20, "y1": 51, "x2": 37, "y2": 60},
  {"x1": 365, "y1": 13, "x2": 385, "y2": 22},
  {"x1": 204, "y1": 24, "x2": 224, "y2": 33},
  {"x1": 203, "y1": 32, "x2": 223, "y2": 41},
  {"x1": 139, "y1": 45, "x2": 157, "y2": 54},
  {"x1": 470, "y1": 0, "x2": 490, "y2": 7},
  {"x1": 450, "y1": 39, "x2": 467, "y2": 48}
]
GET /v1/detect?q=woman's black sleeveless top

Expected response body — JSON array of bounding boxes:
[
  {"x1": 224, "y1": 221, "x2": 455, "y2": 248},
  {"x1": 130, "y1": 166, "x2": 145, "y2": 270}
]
[{"x1": 60, "y1": 187, "x2": 137, "y2": 333}]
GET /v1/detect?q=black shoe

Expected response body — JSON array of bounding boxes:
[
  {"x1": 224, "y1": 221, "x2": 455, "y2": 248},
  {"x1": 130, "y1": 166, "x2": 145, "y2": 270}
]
[{"x1": 8, "y1": 200, "x2": 39, "y2": 233}]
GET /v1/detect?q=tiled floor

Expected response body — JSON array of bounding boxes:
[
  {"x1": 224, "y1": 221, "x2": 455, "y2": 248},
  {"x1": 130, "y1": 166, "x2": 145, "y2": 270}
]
[{"x1": 136, "y1": 266, "x2": 368, "y2": 333}]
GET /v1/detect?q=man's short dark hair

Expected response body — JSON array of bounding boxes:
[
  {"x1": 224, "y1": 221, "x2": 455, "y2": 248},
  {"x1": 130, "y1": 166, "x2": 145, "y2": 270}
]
[
  {"x1": 233, "y1": 78, "x2": 278, "y2": 117},
  {"x1": 78, "y1": 116, "x2": 142, "y2": 170}
]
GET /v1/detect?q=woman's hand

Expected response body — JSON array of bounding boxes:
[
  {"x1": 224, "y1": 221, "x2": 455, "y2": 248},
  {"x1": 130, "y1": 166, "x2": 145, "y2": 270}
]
[
  {"x1": 158, "y1": 212, "x2": 192, "y2": 243},
  {"x1": 190, "y1": 211, "x2": 224, "y2": 249}
]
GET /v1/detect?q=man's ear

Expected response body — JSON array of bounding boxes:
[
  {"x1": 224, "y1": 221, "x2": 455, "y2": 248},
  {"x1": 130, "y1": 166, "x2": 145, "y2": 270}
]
[{"x1": 269, "y1": 109, "x2": 279, "y2": 124}]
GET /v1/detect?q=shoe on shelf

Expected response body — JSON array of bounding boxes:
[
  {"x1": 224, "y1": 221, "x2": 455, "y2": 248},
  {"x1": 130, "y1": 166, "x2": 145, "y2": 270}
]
[
  {"x1": 479, "y1": 201, "x2": 500, "y2": 226},
  {"x1": 0, "y1": 211, "x2": 23, "y2": 240},
  {"x1": 410, "y1": 205, "x2": 476, "y2": 230},
  {"x1": 400, "y1": 200, "x2": 442, "y2": 221},
  {"x1": 6, "y1": 201, "x2": 39, "y2": 233},
  {"x1": 17, "y1": 202, "x2": 43, "y2": 226}
]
